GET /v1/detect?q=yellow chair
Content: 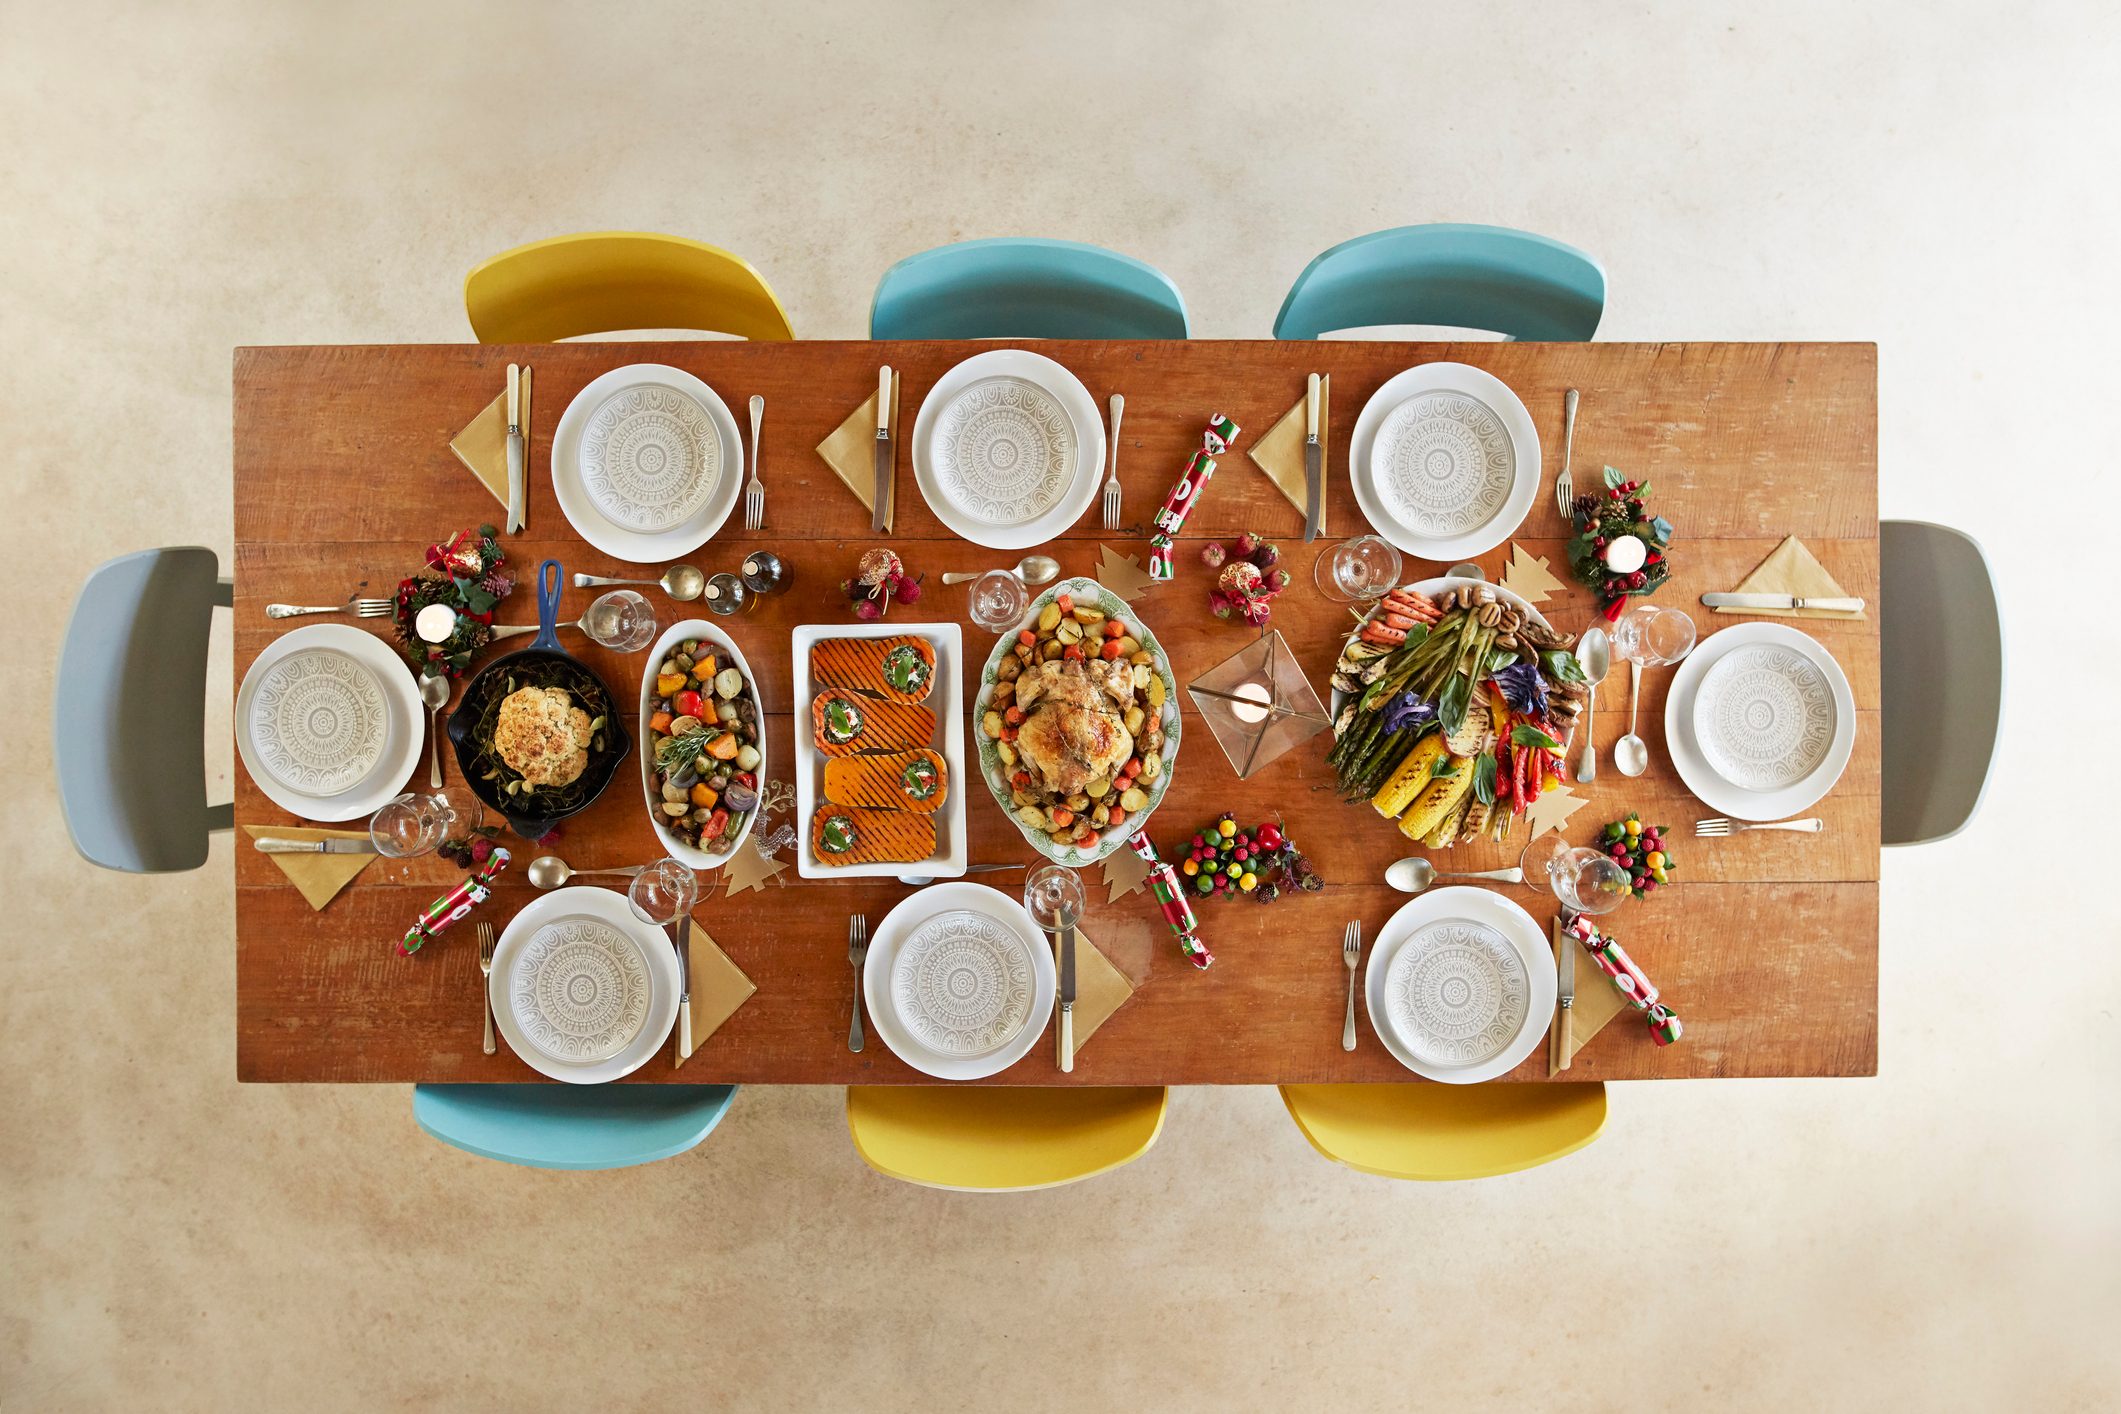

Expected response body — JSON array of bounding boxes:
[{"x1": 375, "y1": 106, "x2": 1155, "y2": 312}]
[
  {"x1": 1279, "y1": 1083, "x2": 1606, "y2": 1181},
  {"x1": 463, "y1": 231, "x2": 795, "y2": 343},
  {"x1": 846, "y1": 1086, "x2": 1167, "y2": 1192}
]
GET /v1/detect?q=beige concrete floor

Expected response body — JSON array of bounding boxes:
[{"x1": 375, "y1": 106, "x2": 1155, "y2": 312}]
[{"x1": 6, "y1": 1, "x2": 2118, "y2": 1409}]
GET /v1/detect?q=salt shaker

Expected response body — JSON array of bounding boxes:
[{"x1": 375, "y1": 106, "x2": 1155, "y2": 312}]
[
  {"x1": 702, "y1": 572, "x2": 754, "y2": 617},
  {"x1": 740, "y1": 549, "x2": 790, "y2": 597}
]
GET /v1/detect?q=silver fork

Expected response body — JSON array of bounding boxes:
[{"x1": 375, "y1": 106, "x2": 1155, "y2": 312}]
[
  {"x1": 1341, "y1": 921, "x2": 1362, "y2": 1052},
  {"x1": 847, "y1": 914, "x2": 868, "y2": 1053},
  {"x1": 1101, "y1": 393, "x2": 1125, "y2": 530},
  {"x1": 267, "y1": 598, "x2": 392, "y2": 619},
  {"x1": 1553, "y1": 388, "x2": 1579, "y2": 520},
  {"x1": 744, "y1": 394, "x2": 765, "y2": 531},
  {"x1": 477, "y1": 921, "x2": 497, "y2": 1056},
  {"x1": 1696, "y1": 816, "x2": 1824, "y2": 836}
]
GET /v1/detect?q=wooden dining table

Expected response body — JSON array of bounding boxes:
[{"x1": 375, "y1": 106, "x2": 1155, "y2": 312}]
[{"x1": 233, "y1": 338, "x2": 1878, "y2": 1085}]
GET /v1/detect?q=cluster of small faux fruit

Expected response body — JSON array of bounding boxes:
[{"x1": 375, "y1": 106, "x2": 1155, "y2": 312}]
[
  {"x1": 1602, "y1": 812, "x2": 1674, "y2": 898},
  {"x1": 1179, "y1": 815, "x2": 1324, "y2": 902}
]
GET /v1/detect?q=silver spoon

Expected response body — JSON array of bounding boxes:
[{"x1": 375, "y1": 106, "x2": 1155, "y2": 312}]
[
  {"x1": 897, "y1": 863, "x2": 1028, "y2": 886},
  {"x1": 526, "y1": 855, "x2": 647, "y2": 890},
  {"x1": 940, "y1": 555, "x2": 1062, "y2": 587},
  {"x1": 1384, "y1": 857, "x2": 1524, "y2": 893},
  {"x1": 419, "y1": 673, "x2": 451, "y2": 789},
  {"x1": 1613, "y1": 659, "x2": 1650, "y2": 778},
  {"x1": 1575, "y1": 627, "x2": 1610, "y2": 784},
  {"x1": 572, "y1": 566, "x2": 706, "y2": 601}
]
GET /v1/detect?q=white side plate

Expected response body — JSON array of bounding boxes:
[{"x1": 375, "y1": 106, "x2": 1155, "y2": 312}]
[
  {"x1": 1348, "y1": 362, "x2": 1541, "y2": 561},
  {"x1": 862, "y1": 882, "x2": 1055, "y2": 1080},
  {"x1": 551, "y1": 363, "x2": 742, "y2": 562},
  {"x1": 236, "y1": 624, "x2": 421, "y2": 823},
  {"x1": 1363, "y1": 887, "x2": 1554, "y2": 1084},
  {"x1": 912, "y1": 349, "x2": 1104, "y2": 549},
  {"x1": 1665, "y1": 622, "x2": 1856, "y2": 821},
  {"x1": 489, "y1": 887, "x2": 678, "y2": 1084}
]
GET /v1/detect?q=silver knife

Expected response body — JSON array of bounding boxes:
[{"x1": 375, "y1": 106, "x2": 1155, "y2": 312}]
[
  {"x1": 1700, "y1": 591, "x2": 1865, "y2": 613},
  {"x1": 504, "y1": 363, "x2": 525, "y2": 534},
  {"x1": 871, "y1": 365, "x2": 893, "y2": 533},
  {"x1": 671, "y1": 921, "x2": 692, "y2": 1065},
  {"x1": 253, "y1": 837, "x2": 376, "y2": 854},
  {"x1": 1552, "y1": 913, "x2": 1575, "y2": 1074},
  {"x1": 1302, "y1": 372, "x2": 1323, "y2": 543},
  {"x1": 1057, "y1": 910, "x2": 1077, "y2": 1074}
]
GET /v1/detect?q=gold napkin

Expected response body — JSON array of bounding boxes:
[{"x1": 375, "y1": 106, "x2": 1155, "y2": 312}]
[
  {"x1": 1054, "y1": 925, "x2": 1135, "y2": 1051},
  {"x1": 1714, "y1": 535, "x2": 1865, "y2": 620},
  {"x1": 446, "y1": 369, "x2": 533, "y2": 514},
  {"x1": 242, "y1": 825, "x2": 377, "y2": 910},
  {"x1": 1558, "y1": 941, "x2": 1630, "y2": 1069},
  {"x1": 676, "y1": 917, "x2": 758, "y2": 1067},
  {"x1": 815, "y1": 371, "x2": 901, "y2": 531},
  {"x1": 1245, "y1": 375, "x2": 1330, "y2": 521}
]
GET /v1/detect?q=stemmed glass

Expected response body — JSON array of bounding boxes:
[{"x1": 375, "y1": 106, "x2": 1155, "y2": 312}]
[
  {"x1": 369, "y1": 788, "x2": 480, "y2": 859},
  {"x1": 1520, "y1": 836, "x2": 1631, "y2": 916},
  {"x1": 1612, "y1": 603, "x2": 1697, "y2": 668},
  {"x1": 1313, "y1": 533, "x2": 1403, "y2": 603},
  {"x1": 582, "y1": 589, "x2": 657, "y2": 651},
  {"x1": 1022, "y1": 864, "x2": 1086, "y2": 936},
  {"x1": 968, "y1": 570, "x2": 1031, "y2": 634},
  {"x1": 628, "y1": 856, "x2": 703, "y2": 926}
]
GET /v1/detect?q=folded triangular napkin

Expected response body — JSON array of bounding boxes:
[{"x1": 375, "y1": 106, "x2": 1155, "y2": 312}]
[
  {"x1": 1714, "y1": 536, "x2": 1865, "y2": 620},
  {"x1": 242, "y1": 825, "x2": 377, "y2": 910},
  {"x1": 1246, "y1": 375, "x2": 1330, "y2": 524},
  {"x1": 448, "y1": 371, "x2": 532, "y2": 513},
  {"x1": 676, "y1": 918, "x2": 758, "y2": 1067},
  {"x1": 1053, "y1": 925, "x2": 1136, "y2": 1051},
  {"x1": 815, "y1": 371, "x2": 901, "y2": 531},
  {"x1": 1553, "y1": 922, "x2": 1630, "y2": 1071}
]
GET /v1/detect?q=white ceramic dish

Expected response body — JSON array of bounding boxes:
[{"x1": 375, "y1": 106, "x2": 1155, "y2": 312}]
[
  {"x1": 890, "y1": 908, "x2": 1040, "y2": 1057},
  {"x1": 246, "y1": 646, "x2": 391, "y2": 797},
  {"x1": 488, "y1": 887, "x2": 679, "y2": 1084},
  {"x1": 970, "y1": 576, "x2": 1181, "y2": 866},
  {"x1": 912, "y1": 349, "x2": 1104, "y2": 549},
  {"x1": 1328, "y1": 575, "x2": 1554, "y2": 719},
  {"x1": 236, "y1": 624, "x2": 422, "y2": 823},
  {"x1": 1665, "y1": 622, "x2": 1856, "y2": 821},
  {"x1": 1363, "y1": 887, "x2": 1553, "y2": 1084},
  {"x1": 637, "y1": 619, "x2": 765, "y2": 870},
  {"x1": 790, "y1": 621, "x2": 967, "y2": 880},
  {"x1": 1348, "y1": 362, "x2": 1541, "y2": 561},
  {"x1": 508, "y1": 913, "x2": 654, "y2": 1064},
  {"x1": 551, "y1": 363, "x2": 742, "y2": 562},
  {"x1": 578, "y1": 382, "x2": 723, "y2": 533},
  {"x1": 862, "y1": 882, "x2": 1054, "y2": 1080}
]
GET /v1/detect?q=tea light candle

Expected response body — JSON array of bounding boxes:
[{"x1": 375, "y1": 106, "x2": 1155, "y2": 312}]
[
  {"x1": 1228, "y1": 680, "x2": 1273, "y2": 725},
  {"x1": 414, "y1": 603, "x2": 457, "y2": 643},
  {"x1": 1603, "y1": 534, "x2": 1647, "y2": 574}
]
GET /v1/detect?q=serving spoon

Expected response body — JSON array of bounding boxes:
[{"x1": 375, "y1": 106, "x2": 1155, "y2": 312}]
[
  {"x1": 526, "y1": 856, "x2": 648, "y2": 890},
  {"x1": 1384, "y1": 857, "x2": 1524, "y2": 893},
  {"x1": 1575, "y1": 627, "x2": 1611, "y2": 783},
  {"x1": 573, "y1": 565, "x2": 706, "y2": 601},
  {"x1": 419, "y1": 673, "x2": 451, "y2": 789},
  {"x1": 940, "y1": 555, "x2": 1061, "y2": 587}
]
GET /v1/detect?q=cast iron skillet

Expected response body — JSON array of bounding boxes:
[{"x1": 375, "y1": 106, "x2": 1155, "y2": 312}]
[{"x1": 448, "y1": 559, "x2": 631, "y2": 840}]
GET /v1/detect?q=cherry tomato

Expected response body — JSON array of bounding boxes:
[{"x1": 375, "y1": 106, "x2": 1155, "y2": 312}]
[{"x1": 672, "y1": 689, "x2": 705, "y2": 720}]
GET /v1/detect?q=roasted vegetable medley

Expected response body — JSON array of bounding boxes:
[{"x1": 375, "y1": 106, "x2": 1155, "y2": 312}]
[{"x1": 647, "y1": 637, "x2": 763, "y2": 853}]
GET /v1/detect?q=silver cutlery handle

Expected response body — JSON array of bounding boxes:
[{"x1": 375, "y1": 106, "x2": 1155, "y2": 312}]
[
  {"x1": 428, "y1": 711, "x2": 444, "y2": 789},
  {"x1": 1059, "y1": 1003, "x2": 1074, "y2": 1073},
  {"x1": 1626, "y1": 659, "x2": 1642, "y2": 737},
  {"x1": 573, "y1": 866, "x2": 646, "y2": 879},
  {"x1": 748, "y1": 396, "x2": 763, "y2": 481},
  {"x1": 1108, "y1": 394, "x2": 1125, "y2": 474},
  {"x1": 266, "y1": 604, "x2": 344, "y2": 618},
  {"x1": 1561, "y1": 388, "x2": 1579, "y2": 472},
  {"x1": 572, "y1": 573, "x2": 649, "y2": 588},
  {"x1": 1441, "y1": 866, "x2": 1525, "y2": 882},
  {"x1": 1752, "y1": 818, "x2": 1825, "y2": 833},
  {"x1": 940, "y1": 571, "x2": 986, "y2": 585},
  {"x1": 1579, "y1": 680, "x2": 1598, "y2": 782},
  {"x1": 482, "y1": 991, "x2": 496, "y2": 1056},
  {"x1": 1342, "y1": 969, "x2": 1358, "y2": 1052},
  {"x1": 848, "y1": 992, "x2": 865, "y2": 1053}
]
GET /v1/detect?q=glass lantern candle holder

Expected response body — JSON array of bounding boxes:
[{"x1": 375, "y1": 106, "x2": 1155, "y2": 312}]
[{"x1": 1184, "y1": 630, "x2": 1333, "y2": 779}]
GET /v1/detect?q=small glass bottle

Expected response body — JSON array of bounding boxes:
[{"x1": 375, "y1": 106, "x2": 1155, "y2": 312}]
[
  {"x1": 702, "y1": 572, "x2": 755, "y2": 617},
  {"x1": 740, "y1": 549, "x2": 790, "y2": 597}
]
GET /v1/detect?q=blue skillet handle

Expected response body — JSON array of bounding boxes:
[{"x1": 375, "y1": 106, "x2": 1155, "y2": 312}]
[{"x1": 530, "y1": 559, "x2": 563, "y2": 652}]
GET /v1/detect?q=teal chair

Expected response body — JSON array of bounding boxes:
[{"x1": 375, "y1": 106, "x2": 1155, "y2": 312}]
[
  {"x1": 56, "y1": 547, "x2": 233, "y2": 872},
  {"x1": 1882, "y1": 521, "x2": 2002, "y2": 846},
  {"x1": 870, "y1": 237, "x2": 1189, "y2": 339},
  {"x1": 1273, "y1": 223, "x2": 1605, "y2": 341},
  {"x1": 413, "y1": 1084, "x2": 739, "y2": 1171}
]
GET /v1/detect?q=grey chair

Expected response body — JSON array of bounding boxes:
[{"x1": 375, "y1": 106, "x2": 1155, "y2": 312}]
[
  {"x1": 56, "y1": 547, "x2": 233, "y2": 871},
  {"x1": 1881, "y1": 521, "x2": 2002, "y2": 846}
]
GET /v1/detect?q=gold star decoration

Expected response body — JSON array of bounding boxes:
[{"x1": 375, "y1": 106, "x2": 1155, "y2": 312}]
[
  {"x1": 1101, "y1": 846, "x2": 1153, "y2": 902},
  {"x1": 1095, "y1": 544, "x2": 1155, "y2": 602},
  {"x1": 1499, "y1": 543, "x2": 1566, "y2": 604},
  {"x1": 1523, "y1": 784, "x2": 1591, "y2": 840}
]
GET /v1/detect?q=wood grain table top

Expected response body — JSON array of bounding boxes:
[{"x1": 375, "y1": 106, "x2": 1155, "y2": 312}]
[{"x1": 232, "y1": 339, "x2": 1878, "y2": 1085}]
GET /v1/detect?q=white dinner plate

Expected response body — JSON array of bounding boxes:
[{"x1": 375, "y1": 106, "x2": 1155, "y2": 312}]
[
  {"x1": 489, "y1": 887, "x2": 679, "y2": 1084},
  {"x1": 1348, "y1": 362, "x2": 1541, "y2": 560},
  {"x1": 508, "y1": 912, "x2": 655, "y2": 1064},
  {"x1": 1665, "y1": 622, "x2": 1856, "y2": 821},
  {"x1": 551, "y1": 363, "x2": 743, "y2": 562},
  {"x1": 862, "y1": 882, "x2": 1054, "y2": 1080},
  {"x1": 912, "y1": 349, "x2": 1104, "y2": 549},
  {"x1": 1364, "y1": 887, "x2": 1553, "y2": 1084},
  {"x1": 235, "y1": 624, "x2": 422, "y2": 822}
]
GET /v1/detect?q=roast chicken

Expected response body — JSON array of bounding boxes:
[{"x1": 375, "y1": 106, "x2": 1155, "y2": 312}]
[{"x1": 1012, "y1": 658, "x2": 1135, "y2": 796}]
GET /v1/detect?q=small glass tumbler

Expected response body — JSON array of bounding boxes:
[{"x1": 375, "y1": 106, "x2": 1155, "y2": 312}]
[
  {"x1": 1520, "y1": 837, "x2": 1631, "y2": 915},
  {"x1": 1023, "y1": 864, "x2": 1087, "y2": 934},
  {"x1": 968, "y1": 570, "x2": 1031, "y2": 634},
  {"x1": 1613, "y1": 603, "x2": 1697, "y2": 667},
  {"x1": 582, "y1": 589, "x2": 657, "y2": 652},
  {"x1": 628, "y1": 856, "x2": 701, "y2": 926},
  {"x1": 370, "y1": 788, "x2": 474, "y2": 859},
  {"x1": 1313, "y1": 534, "x2": 1404, "y2": 602}
]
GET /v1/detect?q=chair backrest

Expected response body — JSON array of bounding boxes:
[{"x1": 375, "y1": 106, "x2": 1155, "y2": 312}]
[
  {"x1": 1279, "y1": 1082, "x2": 1606, "y2": 1180},
  {"x1": 869, "y1": 237, "x2": 1190, "y2": 340},
  {"x1": 56, "y1": 547, "x2": 231, "y2": 872},
  {"x1": 1881, "y1": 520, "x2": 2002, "y2": 846},
  {"x1": 464, "y1": 232, "x2": 795, "y2": 343},
  {"x1": 1273, "y1": 223, "x2": 1605, "y2": 341},
  {"x1": 846, "y1": 1085, "x2": 1167, "y2": 1191},
  {"x1": 412, "y1": 1084, "x2": 738, "y2": 1170}
]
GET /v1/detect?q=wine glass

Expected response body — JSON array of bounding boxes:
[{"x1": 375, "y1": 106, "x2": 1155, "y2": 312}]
[
  {"x1": 582, "y1": 589, "x2": 656, "y2": 651},
  {"x1": 1612, "y1": 603, "x2": 1697, "y2": 667},
  {"x1": 968, "y1": 570, "x2": 1031, "y2": 633},
  {"x1": 369, "y1": 788, "x2": 477, "y2": 859},
  {"x1": 1520, "y1": 836, "x2": 1631, "y2": 915},
  {"x1": 1313, "y1": 534, "x2": 1403, "y2": 602},
  {"x1": 628, "y1": 856, "x2": 702, "y2": 926},
  {"x1": 1022, "y1": 864, "x2": 1087, "y2": 935}
]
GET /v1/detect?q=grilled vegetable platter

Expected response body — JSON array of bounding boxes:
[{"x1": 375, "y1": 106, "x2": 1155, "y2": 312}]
[
  {"x1": 638, "y1": 620, "x2": 766, "y2": 867},
  {"x1": 1328, "y1": 578, "x2": 1588, "y2": 849}
]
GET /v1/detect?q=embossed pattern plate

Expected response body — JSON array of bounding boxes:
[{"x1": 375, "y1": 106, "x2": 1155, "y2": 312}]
[
  {"x1": 1364, "y1": 887, "x2": 1553, "y2": 1084},
  {"x1": 578, "y1": 383, "x2": 723, "y2": 533},
  {"x1": 509, "y1": 916, "x2": 653, "y2": 1063},
  {"x1": 1349, "y1": 362, "x2": 1541, "y2": 560},
  {"x1": 912, "y1": 349, "x2": 1105, "y2": 550},
  {"x1": 488, "y1": 887, "x2": 679, "y2": 1084},
  {"x1": 236, "y1": 624, "x2": 421, "y2": 822},
  {"x1": 247, "y1": 647, "x2": 389, "y2": 797},
  {"x1": 1693, "y1": 644, "x2": 1837, "y2": 790},
  {"x1": 889, "y1": 910, "x2": 1037, "y2": 1057}
]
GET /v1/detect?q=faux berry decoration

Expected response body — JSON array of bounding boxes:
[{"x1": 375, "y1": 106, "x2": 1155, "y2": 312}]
[
  {"x1": 1202, "y1": 531, "x2": 1291, "y2": 628},
  {"x1": 1568, "y1": 468, "x2": 1674, "y2": 621},
  {"x1": 1601, "y1": 811, "x2": 1674, "y2": 899},
  {"x1": 1178, "y1": 813, "x2": 1324, "y2": 902}
]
